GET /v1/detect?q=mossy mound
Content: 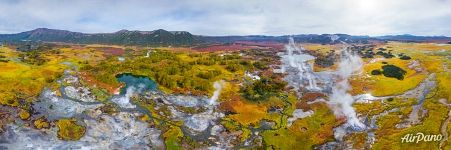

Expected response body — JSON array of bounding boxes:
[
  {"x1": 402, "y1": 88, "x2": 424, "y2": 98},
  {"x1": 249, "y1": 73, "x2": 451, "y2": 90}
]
[
  {"x1": 33, "y1": 118, "x2": 50, "y2": 129},
  {"x1": 371, "y1": 69, "x2": 382, "y2": 75},
  {"x1": 18, "y1": 109, "x2": 30, "y2": 120},
  {"x1": 56, "y1": 119, "x2": 86, "y2": 141}
]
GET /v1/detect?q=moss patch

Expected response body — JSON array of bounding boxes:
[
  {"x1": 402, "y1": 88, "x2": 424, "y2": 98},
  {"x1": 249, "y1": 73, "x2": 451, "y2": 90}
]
[
  {"x1": 33, "y1": 118, "x2": 50, "y2": 129},
  {"x1": 56, "y1": 118, "x2": 86, "y2": 141},
  {"x1": 18, "y1": 109, "x2": 30, "y2": 120}
]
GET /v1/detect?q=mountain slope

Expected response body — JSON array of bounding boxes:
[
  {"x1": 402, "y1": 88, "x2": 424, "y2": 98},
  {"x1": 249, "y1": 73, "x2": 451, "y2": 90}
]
[
  {"x1": 376, "y1": 34, "x2": 451, "y2": 43},
  {"x1": 0, "y1": 28, "x2": 199, "y2": 46},
  {"x1": 1, "y1": 28, "x2": 450, "y2": 46},
  {"x1": 199, "y1": 34, "x2": 372, "y2": 44}
]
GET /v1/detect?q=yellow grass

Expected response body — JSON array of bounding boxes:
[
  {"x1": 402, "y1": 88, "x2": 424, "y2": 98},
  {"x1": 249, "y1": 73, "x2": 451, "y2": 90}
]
[
  {"x1": 18, "y1": 109, "x2": 30, "y2": 120},
  {"x1": 228, "y1": 100, "x2": 267, "y2": 126},
  {"x1": 0, "y1": 46, "x2": 110, "y2": 106},
  {"x1": 303, "y1": 43, "x2": 342, "y2": 55},
  {"x1": 33, "y1": 118, "x2": 50, "y2": 129},
  {"x1": 353, "y1": 56, "x2": 427, "y2": 96},
  {"x1": 385, "y1": 42, "x2": 451, "y2": 51},
  {"x1": 85, "y1": 44, "x2": 125, "y2": 49},
  {"x1": 0, "y1": 60, "x2": 65, "y2": 106},
  {"x1": 372, "y1": 97, "x2": 448, "y2": 149}
]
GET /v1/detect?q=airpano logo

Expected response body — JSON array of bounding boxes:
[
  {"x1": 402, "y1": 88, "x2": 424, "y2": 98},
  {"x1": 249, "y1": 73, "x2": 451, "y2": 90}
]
[{"x1": 401, "y1": 132, "x2": 443, "y2": 143}]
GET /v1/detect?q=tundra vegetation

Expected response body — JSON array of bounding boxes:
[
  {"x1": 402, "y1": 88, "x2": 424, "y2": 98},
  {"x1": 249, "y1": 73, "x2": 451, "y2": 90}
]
[{"x1": 0, "y1": 41, "x2": 449, "y2": 149}]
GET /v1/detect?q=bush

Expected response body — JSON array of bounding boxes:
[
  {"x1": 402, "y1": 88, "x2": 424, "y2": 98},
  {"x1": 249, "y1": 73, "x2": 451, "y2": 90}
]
[
  {"x1": 253, "y1": 61, "x2": 269, "y2": 70},
  {"x1": 399, "y1": 55, "x2": 411, "y2": 60},
  {"x1": 376, "y1": 51, "x2": 394, "y2": 58},
  {"x1": 226, "y1": 63, "x2": 241, "y2": 72},
  {"x1": 315, "y1": 56, "x2": 334, "y2": 67},
  {"x1": 241, "y1": 77, "x2": 286, "y2": 101},
  {"x1": 387, "y1": 98, "x2": 394, "y2": 102},
  {"x1": 196, "y1": 57, "x2": 216, "y2": 66},
  {"x1": 382, "y1": 65, "x2": 406, "y2": 80},
  {"x1": 196, "y1": 70, "x2": 221, "y2": 79},
  {"x1": 371, "y1": 69, "x2": 382, "y2": 75}
]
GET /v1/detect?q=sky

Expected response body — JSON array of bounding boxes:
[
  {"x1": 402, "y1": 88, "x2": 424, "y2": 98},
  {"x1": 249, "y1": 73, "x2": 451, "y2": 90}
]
[{"x1": 0, "y1": 0, "x2": 450, "y2": 36}]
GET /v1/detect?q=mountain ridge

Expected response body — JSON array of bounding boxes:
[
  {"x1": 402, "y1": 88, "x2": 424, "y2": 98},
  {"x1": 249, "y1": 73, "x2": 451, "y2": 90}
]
[
  {"x1": 0, "y1": 28, "x2": 198, "y2": 46},
  {"x1": 1, "y1": 28, "x2": 450, "y2": 46}
]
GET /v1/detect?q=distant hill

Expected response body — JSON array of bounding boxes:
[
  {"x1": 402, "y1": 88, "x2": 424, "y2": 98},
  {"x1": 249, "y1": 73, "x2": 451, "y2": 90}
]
[
  {"x1": 202, "y1": 34, "x2": 451, "y2": 44},
  {"x1": 0, "y1": 28, "x2": 200, "y2": 46},
  {"x1": 1, "y1": 28, "x2": 450, "y2": 46},
  {"x1": 376, "y1": 34, "x2": 451, "y2": 43},
  {"x1": 200, "y1": 34, "x2": 372, "y2": 44}
]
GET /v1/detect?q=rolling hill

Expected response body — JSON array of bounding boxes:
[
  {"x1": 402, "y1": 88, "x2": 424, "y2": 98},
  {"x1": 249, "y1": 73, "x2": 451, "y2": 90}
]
[
  {"x1": 1, "y1": 28, "x2": 450, "y2": 46},
  {"x1": 0, "y1": 28, "x2": 199, "y2": 46}
]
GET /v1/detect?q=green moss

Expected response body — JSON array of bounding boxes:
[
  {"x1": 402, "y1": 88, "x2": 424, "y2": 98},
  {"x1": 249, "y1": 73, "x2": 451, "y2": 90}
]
[
  {"x1": 163, "y1": 126, "x2": 183, "y2": 150},
  {"x1": 90, "y1": 87, "x2": 110, "y2": 101},
  {"x1": 56, "y1": 119, "x2": 86, "y2": 141},
  {"x1": 18, "y1": 109, "x2": 30, "y2": 120},
  {"x1": 262, "y1": 103, "x2": 342, "y2": 149},
  {"x1": 240, "y1": 128, "x2": 252, "y2": 142},
  {"x1": 33, "y1": 118, "x2": 50, "y2": 129}
]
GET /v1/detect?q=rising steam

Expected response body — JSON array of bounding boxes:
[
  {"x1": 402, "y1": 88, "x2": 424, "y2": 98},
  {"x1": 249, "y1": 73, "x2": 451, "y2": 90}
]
[
  {"x1": 329, "y1": 50, "x2": 366, "y2": 129},
  {"x1": 281, "y1": 37, "x2": 320, "y2": 91},
  {"x1": 184, "y1": 80, "x2": 225, "y2": 133},
  {"x1": 208, "y1": 80, "x2": 225, "y2": 105},
  {"x1": 145, "y1": 49, "x2": 151, "y2": 57},
  {"x1": 111, "y1": 83, "x2": 146, "y2": 108}
]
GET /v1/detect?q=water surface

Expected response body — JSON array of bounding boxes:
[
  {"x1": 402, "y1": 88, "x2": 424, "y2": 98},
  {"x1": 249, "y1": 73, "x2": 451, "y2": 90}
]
[{"x1": 116, "y1": 73, "x2": 157, "y2": 94}]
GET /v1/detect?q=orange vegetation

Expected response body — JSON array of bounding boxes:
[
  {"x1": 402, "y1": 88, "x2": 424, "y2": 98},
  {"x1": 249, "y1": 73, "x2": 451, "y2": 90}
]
[
  {"x1": 300, "y1": 92, "x2": 326, "y2": 102},
  {"x1": 79, "y1": 72, "x2": 122, "y2": 94},
  {"x1": 222, "y1": 100, "x2": 267, "y2": 126}
]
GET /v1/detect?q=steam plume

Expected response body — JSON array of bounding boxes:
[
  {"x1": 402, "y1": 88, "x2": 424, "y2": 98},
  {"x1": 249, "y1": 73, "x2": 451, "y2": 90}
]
[
  {"x1": 112, "y1": 84, "x2": 146, "y2": 108},
  {"x1": 282, "y1": 37, "x2": 320, "y2": 91},
  {"x1": 209, "y1": 80, "x2": 225, "y2": 105},
  {"x1": 329, "y1": 50, "x2": 365, "y2": 129},
  {"x1": 145, "y1": 50, "x2": 151, "y2": 57}
]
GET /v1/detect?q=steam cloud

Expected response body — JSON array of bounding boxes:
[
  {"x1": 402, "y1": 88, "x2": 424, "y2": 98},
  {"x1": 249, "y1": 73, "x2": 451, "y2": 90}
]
[
  {"x1": 281, "y1": 37, "x2": 320, "y2": 91},
  {"x1": 329, "y1": 50, "x2": 366, "y2": 129},
  {"x1": 111, "y1": 83, "x2": 146, "y2": 108},
  {"x1": 209, "y1": 80, "x2": 225, "y2": 105},
  {"x1": 145, "y1": 49, "x2": 151, "y2": 57},
  {"x1": 184, "y1": 80, "x2": 225, "y2": 133}
]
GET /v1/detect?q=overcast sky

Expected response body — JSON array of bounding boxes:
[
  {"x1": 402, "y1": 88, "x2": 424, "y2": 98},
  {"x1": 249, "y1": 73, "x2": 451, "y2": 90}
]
[{"x1": 0, "y1": 0, "x2": 450, "y2": 36}]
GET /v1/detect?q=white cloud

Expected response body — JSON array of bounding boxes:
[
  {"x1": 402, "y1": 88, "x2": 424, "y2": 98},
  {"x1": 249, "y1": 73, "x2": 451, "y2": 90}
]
[{"x1": 0, "y1": 0, "x2": 450, "y2": 36}]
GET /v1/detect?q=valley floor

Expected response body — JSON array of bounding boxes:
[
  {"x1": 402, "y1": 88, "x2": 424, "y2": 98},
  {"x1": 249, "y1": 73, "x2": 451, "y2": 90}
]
[{"x1": 0, "y1": 41, "x2": 449, "y2": 149}]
